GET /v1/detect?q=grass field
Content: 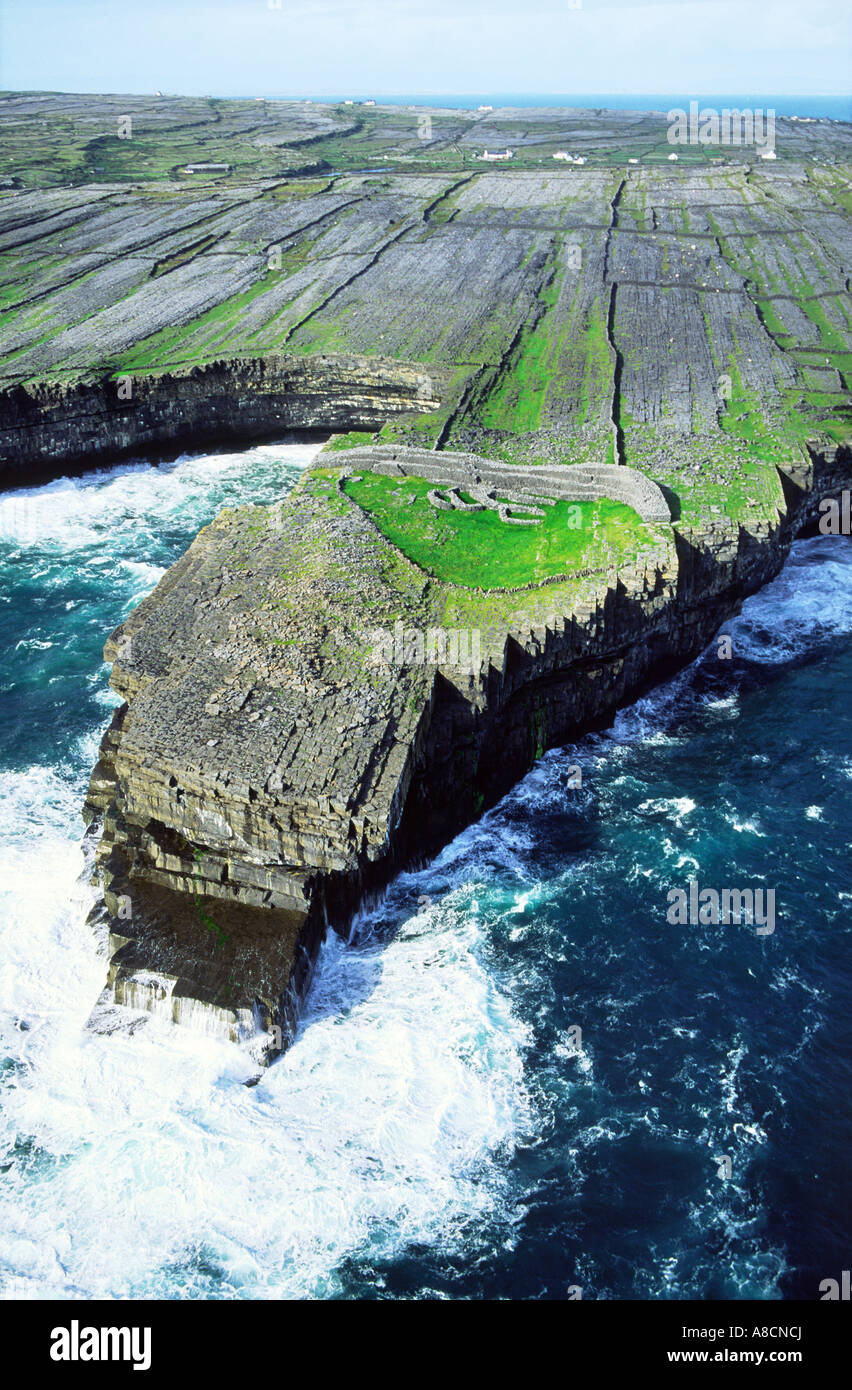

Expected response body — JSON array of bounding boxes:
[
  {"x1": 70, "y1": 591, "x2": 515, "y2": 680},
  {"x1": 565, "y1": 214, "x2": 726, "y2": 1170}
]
[{"x1": 343, "y1": 471, "x2": 656, "y2": 588}]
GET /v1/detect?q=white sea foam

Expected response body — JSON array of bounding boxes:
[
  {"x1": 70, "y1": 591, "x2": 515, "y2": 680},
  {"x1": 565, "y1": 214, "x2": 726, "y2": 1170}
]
[
  {"x1": 0, "y1": 440, "x2": 320, "y2": 557},
  {"x1": 637, "y1": 796, "x2": 696, "y2": 827},
  {"x1": 0, "y1": 767, "x2": 100, "y2": 1026},
  {"x1": 722, "y1": 806, "x2": 767, "y2": 836},
  {"x1": 0, "y1": 868, "x2": 530, "y2": 1299},
  {"x1": 600, "y1": 535, "x2": 852, "y2": 749},
  {"x1": 727, "y1": 535, "x2": 852, "y2": 664}
]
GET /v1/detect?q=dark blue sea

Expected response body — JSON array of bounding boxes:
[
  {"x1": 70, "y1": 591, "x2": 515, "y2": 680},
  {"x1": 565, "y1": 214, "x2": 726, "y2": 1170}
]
[{"x1": 0, "y1": 442, "x2": 849, "y2": 1299}]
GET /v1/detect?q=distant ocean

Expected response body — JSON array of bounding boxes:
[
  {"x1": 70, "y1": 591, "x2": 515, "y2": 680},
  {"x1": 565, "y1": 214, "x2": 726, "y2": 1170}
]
[{"x1": 273, "y1": 94, "x2": 852, "y2": 121}]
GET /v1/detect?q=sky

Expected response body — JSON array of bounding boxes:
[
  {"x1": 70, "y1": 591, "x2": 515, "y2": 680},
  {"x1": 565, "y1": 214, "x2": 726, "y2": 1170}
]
[{"x1": 0, "y1": 0, "x2": 849, "y2": 99}]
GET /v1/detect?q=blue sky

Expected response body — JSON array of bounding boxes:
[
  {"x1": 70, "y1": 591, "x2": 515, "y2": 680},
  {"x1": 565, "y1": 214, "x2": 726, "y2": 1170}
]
[{"x1": 0, "y1": 0, "x2": 849, "y2": 98}]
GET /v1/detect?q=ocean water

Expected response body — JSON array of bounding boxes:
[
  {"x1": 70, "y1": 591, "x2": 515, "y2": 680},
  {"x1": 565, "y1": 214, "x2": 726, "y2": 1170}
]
[
  {"x1": 285, "y1": 94, "x2": 852, "y2": 121},
  {"x1": 0, "y1": 442, "x2": 849, "y2": 1300}
]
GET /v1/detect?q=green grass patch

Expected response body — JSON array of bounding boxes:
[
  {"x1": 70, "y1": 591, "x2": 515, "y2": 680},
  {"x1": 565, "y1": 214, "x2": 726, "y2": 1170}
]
[
  {"x1": 716, "y1": 356, "x2": 799, "y2": 464},
  {"x1": 322, "y1": 430, "x2": 376, "y2": 452},
  {"x1": 475, "y1": 256, "x2": 564, "y2": 433},
  {"x1": 117, "y1": 272, "x2": 284, "y2": 370},
  {"x1": 343, "y1": 471, "x2": 655, "y2": 588}
]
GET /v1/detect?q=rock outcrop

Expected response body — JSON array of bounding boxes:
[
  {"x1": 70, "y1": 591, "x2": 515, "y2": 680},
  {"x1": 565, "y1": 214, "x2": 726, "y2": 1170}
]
[{"x1": 81, "y1": 441, "x2": 851, "y2": 1062}]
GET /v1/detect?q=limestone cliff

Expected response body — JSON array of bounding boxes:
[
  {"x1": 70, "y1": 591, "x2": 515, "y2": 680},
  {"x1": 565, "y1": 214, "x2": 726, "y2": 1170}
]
[
  {"x1": 0, "y1": 356, "x2": 446, "y2": 483},
  {"x1": 81, "y1": 441, "x2": 851, "y2": 1062}
]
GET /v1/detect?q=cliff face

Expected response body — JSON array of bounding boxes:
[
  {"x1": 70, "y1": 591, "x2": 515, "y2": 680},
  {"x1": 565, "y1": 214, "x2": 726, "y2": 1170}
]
[
  {"x1": 0, "y1": 355, "x2": 446, "y2": 483},
  {"x1": 80, "y1": 441, "x2": 851, "y2": 1062}
]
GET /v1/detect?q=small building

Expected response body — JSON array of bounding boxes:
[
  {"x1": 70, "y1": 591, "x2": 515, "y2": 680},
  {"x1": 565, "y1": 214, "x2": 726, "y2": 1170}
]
[
  {"x1": 760, "y1": 149, "x2": 777, "y2": 160},
  {"x1": 364, "y1": 99, "x2": 376, "y2": 106},
  {"x1": 182, "y1": 163, "x2": 231, "y2": 174},
  {"x1": 628, "y1": 157, "x2": 639, "y2": 164},
  {"x1": 481, "y1": 148, "x2": 513, "y2": 161},
  {"x1": 477, "y1": 104, "x2": 493, "y2": 112},
  {"x1": 573, "y1": 156, "x2": 587, "y2": 165},
  {"x1": 553, "y1": 150, "x2": 571, "y2": 161},
  {"x1": 668, "y1": 152, "x2": 679, "y2": 161}
]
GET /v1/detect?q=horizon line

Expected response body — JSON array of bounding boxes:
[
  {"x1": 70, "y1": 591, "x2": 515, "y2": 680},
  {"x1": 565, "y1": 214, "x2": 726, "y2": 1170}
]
[{"x1": 3, "y1": 87, "x2": 849, "y2": 101}]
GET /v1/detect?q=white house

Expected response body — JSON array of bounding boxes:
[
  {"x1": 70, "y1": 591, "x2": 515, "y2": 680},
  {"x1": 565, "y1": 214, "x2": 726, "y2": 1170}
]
[
  {"x1": 553, "y1": 150, "x2": 571, "y2": 161},
  {"x1": 481, "y1": 148, "x2": 513, "y2": 161},
  {"x1": 668, "y1": 152, "x2": 679, "y2": 161},
  {"x1": 760, "y1": 149, "x2": 777, "y2": 160}
]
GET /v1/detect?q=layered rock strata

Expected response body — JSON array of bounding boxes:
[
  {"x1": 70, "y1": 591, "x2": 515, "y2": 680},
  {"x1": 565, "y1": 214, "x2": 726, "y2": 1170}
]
[{"x1": 0, "y1": 356, "x2": 446, "y2": 482}]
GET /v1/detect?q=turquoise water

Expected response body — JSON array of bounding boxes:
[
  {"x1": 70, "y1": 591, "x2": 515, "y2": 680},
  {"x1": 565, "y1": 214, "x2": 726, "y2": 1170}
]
[
  {"x1": 286, "y1": 95, "x2": 852, "y2": 120},
  {"x1": 0, "y1": 443, "x2": 849, "y2": 1299}
]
